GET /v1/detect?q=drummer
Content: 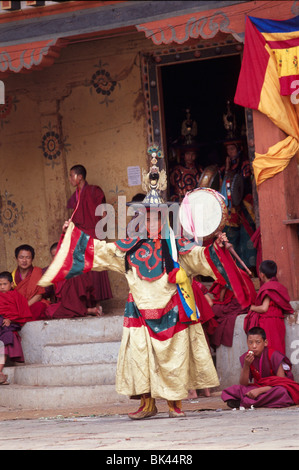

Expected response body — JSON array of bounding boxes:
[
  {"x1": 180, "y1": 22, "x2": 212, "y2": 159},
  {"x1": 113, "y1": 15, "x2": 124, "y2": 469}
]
[{"x1": 222, "y1": 139, "x2": 252, "y2": 196}]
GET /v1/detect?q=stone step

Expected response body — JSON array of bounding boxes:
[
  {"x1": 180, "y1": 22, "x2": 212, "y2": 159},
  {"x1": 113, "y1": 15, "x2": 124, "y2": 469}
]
[
  {"x1": 4, "y1": 362, "x2": 117, "y2": 387},
  {"x1": 42, "y1": 341, "x2": 120, "y2": 365},
  {"x1": 0, "y1": 383, "x2": 129, "y2": 410},
  {"x1": 20, "y1": 314, "x2": 124, "y2": 364}
]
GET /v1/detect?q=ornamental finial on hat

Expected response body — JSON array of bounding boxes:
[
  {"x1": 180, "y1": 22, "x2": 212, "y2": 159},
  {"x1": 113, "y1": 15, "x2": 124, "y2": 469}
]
[{"x1": 142, "y1": 144, "x2": 167, "y2": 196}]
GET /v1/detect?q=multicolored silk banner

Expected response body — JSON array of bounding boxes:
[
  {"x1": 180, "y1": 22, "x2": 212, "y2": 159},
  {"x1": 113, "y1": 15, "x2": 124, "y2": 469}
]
[
  {"x1": 234, "y1": 15, "x2": 299, "y2": 186},
  {"x1": 39, "y1": 222, "x2": 94, "y2": 287}
]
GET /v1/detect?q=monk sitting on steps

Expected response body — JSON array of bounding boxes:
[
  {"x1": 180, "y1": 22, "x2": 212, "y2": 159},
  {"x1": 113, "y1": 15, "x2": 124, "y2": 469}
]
[
  {"x1": 222, "y1": 327, "x2": 299, "y2": 409},
  {"x1": 12, "y1": 244, "x2": 49, "y2": 321},
  {"x1": 0, "y1": 271, "x2": 32, "y2": 385}
]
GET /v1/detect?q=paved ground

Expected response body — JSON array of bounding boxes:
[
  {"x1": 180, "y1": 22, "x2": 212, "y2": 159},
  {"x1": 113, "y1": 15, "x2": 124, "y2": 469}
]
[{"x1": 0, "y1": 394, "x2": 299, "y2": 451}]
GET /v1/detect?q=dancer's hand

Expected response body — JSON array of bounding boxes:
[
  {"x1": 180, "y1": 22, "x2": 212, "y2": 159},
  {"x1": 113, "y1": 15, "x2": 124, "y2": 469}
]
[
  {"x1": 62, "y1": 219, "x2": 71, "y2": 233},
  {"x1": 215, "y1": 231, "x2": 228, "y2": 247}
]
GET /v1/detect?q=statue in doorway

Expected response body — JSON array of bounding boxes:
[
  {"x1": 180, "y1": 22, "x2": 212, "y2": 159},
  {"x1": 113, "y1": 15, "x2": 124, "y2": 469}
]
[{"x1": 181, "y1": 108, "x2": 198, "y2": 145}]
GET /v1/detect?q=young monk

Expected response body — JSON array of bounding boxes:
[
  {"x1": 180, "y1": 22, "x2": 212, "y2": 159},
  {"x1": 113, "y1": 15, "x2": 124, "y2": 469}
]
[
  {"x1": 244, "y1": 260, "x2": 294, "y2": 354},
  {"x1": 66, "y1": 164, "x2": 112, "y2": 303},
  {"x1": 0, "y1": 271, "x2": 32, "y2": 384},
  {"x1": 221, "y1": 327, "x2": 299, "y2": 409},
  {"x1": 12, "y1": 244, "x2": 49, "y2": 321}
]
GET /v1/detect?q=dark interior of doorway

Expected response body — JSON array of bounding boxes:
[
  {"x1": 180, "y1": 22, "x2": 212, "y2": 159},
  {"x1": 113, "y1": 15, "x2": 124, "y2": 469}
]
[{"x1": 161, "y1": 54, "x2": 246, "y2": 183}]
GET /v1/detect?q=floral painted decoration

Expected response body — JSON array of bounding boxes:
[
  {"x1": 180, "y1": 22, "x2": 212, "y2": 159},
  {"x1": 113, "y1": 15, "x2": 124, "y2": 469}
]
[
  {"x1": 39, "y1": 122, "x2": 71, "y2": 168},
  {"x1": 90, "y1": 60, "x2": 120, "y2": 106},
  {"x1": 0, "y1": 191, "x2": 26, "y2": 237}
]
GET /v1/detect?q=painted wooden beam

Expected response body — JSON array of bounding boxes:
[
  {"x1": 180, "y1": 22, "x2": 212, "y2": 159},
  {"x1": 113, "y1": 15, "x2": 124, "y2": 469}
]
[{"x1": 0, "y1": 1, "x2": 246, "y2": 45}]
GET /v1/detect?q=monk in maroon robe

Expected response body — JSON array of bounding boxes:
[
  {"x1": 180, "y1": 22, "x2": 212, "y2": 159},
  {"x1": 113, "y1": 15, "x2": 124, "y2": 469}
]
[
  {"x1": 192, "y1": 279, "x2": 218, "y2": 340},
  {"x1": 208, "y1": 275, "x2": 255, "y2": 349},
  {"x1": 244, "y1": 260, "x2": 293, "y2": 354},
  {"x1": 222, "y1": 327, "x2": 299, "y2": 408},
  {"x1": 0, "y1": 271, "x2": 33, "y2": 384},
  {"x1": 45, "y1": 272, "x2": 110, "y2": 319},
  {"x1": 12, "y1": 245, "x2": 49, "y2": 321},
  {"x1": 45, "y1": 165, "x2": 112, "y2": 320}
]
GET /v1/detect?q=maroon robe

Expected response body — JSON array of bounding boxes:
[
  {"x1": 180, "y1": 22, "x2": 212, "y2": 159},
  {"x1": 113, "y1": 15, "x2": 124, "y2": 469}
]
[
  {"x1": 244, "y1": 278, "x2": 294, "y2": 354},
  {"x1": 13, "y1": 266, "x2": 48, "y2": 321},
  {"x1": 67, "y1": 181, "x2": 106, "y2": 239},
  {"x1": 221, "y1": 347, "x2": 299, "y2": 408},
  {"x1": 208, "y1": 281, "x2": 251, "y2": 348},
  {"x1": 45, "y1": 272, "x2": 111, "y2": 319},
  {"x1": 192, "y1": 280, "x2": 218, "y2": 342},
  {"x1": 0, "y1": 289, "x2": 33, "y2": 362},
  {"x1": 0, "y1": 289, "x2": 32, "y2": 326},
  {"x1": 65, "y1": 182, "x2": 112, "y2": 303}
]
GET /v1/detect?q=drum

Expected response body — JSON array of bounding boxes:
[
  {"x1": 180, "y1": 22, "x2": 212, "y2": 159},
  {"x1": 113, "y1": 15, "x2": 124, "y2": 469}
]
[
  {"x1": 222, "y1": 171, "x2": 244, "y2": 207},
  {"x1": 198, "y1": 165, "x2": 221, "y2": 191},
  {"x1": 179, "y1": 187, "x2": 228, "y2": 241}
]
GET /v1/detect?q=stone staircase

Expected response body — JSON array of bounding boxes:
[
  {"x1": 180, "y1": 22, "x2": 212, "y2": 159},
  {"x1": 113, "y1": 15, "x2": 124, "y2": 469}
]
[{"x1": 1, "y1": 300, "x2": 130, "y2": 410}]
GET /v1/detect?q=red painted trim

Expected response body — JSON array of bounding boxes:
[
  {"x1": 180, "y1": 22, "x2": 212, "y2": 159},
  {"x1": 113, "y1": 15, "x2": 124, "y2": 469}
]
[
  {"x1": 136, "y1": 1, "x2": 294, "y2": 45},
  {"x1": 123, "y1": 313, "x2": 188, "y2": 342},
  {"x1": 83, "y1": 236, "x2": 94, "y2": 273},
  {"x1": 0, "y1": 37, "x2": 67, "y2": 75},
  {"x1": 51, "y1": 225, "x2": 82, "y2": 284}
]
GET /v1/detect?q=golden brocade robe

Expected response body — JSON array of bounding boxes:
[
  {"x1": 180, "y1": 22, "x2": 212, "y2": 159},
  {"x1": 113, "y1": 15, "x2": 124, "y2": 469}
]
[
  {"x1": 92, "y1": 237, "x2": 220, "y2": 400},
  {"x1": 39, "y1": 222, "x2": 220, "y2": 400}
]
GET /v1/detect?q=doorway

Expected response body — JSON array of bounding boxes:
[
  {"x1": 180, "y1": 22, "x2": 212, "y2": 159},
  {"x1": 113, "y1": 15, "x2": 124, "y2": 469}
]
[
  {"x1": 142, "y1": 38, "x2": 258, "y2": 272},
  {"x1": 141, "y1": 39, "x2": 252, "y2": 193},
  {"x1": 161, "y1": 54, "x2": 246, "y2": 183}
]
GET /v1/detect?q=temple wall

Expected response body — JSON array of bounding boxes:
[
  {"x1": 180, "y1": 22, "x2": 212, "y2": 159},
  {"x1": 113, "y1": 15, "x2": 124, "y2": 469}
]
[{"x1": 0, "y1": 33, "x2": 154, "y2": 298}]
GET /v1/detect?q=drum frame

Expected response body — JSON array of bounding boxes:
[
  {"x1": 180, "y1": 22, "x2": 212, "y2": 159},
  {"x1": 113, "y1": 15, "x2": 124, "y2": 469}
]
[{"x1": 179, "y1": 187, "x2": 228, "y2": 241}]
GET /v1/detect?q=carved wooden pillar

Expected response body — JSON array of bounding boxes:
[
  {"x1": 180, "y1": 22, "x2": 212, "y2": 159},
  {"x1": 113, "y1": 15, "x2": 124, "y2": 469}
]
[{"x1": 253, "y1": 110, "x2": 299, "y2": 300}]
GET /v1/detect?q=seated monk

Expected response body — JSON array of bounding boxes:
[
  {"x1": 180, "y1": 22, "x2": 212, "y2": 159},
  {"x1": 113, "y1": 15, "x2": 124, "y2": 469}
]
[
  {"x1": 222, "y1": 327, "x2": 299, "y2": 409},
  {"x1": 0, "y1": 271, "x2": 32, "y2": 384},
  {"x1": 12, "y1": 244, "x2": 49, "y2": 321}
]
